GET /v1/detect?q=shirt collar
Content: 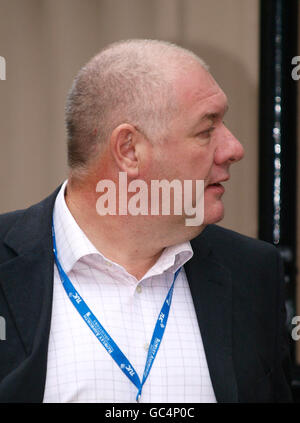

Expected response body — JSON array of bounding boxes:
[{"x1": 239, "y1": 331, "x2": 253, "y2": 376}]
[
  {"x1": 53, "y1": 180, "x2": 100, "y2": 273},
  {"x1": 53, "y1": 180, "x2": 193, "y2": 279}
]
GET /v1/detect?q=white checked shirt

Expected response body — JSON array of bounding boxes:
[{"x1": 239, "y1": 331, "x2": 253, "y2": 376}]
[{"x1": 43, "y1": 181, "x2": 216, "y2": 403}]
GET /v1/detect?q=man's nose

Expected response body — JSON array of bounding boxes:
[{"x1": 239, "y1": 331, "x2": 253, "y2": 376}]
[{"x1": 214, "y1": 125, "x2": 244, "y2": 165}]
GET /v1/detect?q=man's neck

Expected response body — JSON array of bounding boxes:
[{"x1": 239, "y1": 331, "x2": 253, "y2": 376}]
[{"x1": 64, "y1": 182, "x2": 166, "y2": 280}]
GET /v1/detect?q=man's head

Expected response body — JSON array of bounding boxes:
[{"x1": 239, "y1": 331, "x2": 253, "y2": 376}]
[
  {"x1": 66, "y1": 39, "x2": 207, "y2": 172},
  {"x1": 65, "y1": 39, "x2": 244, "y2": 237}
]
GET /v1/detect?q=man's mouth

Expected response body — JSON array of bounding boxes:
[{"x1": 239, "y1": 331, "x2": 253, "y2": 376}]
[
  {"x1": 206, "y1": 175, "x2": 230, "y2": 189},
  {"x1": 206, "y1": 182, "x2": 225, "y2": 193}
]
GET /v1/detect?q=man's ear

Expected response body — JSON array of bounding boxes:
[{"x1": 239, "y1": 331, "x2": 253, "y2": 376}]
[{"x1": 110, "y1": 124, "x2": 140, "y2": 178}]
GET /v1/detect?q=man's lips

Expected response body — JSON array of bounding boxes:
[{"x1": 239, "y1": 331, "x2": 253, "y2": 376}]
[
  {"x1": 205, "y1": 177, "x2": 229, "y2": 193},
  {"x1": 208, "y1": 176, "x2": 230, "y2": 185},
  {"x1": 206, "y1": 183, "x2": 225, "y2": 194}
]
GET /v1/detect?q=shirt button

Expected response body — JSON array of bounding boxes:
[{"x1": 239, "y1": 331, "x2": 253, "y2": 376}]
[
  {"x1": 136, "y1": 285, "x2": 142, "y2": 294},
  {"x1": 144, "y1": 343, "x2": 149, "y2": 351}
]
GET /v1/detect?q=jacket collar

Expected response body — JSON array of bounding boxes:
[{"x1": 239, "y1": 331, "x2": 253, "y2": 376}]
[
  {"x1": 186, "y1": 231, "x2": 238, "y2": 402},
  {"x1": 3, "y1": 186, "x2": 61, "y2": 256},
  {"x1": 0, "y1": 187, "x2": 60, "y2": 354}
]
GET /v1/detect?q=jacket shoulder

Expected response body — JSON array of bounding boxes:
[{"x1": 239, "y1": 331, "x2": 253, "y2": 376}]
[
  {"x1": 0, "y1": 186, "x2": 61, "y2": 258},
  {"x1": 0, "y1": 209, "x2": 26, "y2": 241},
  {"x1": 195, "y1": 224, "x2": 280, "y2": 270},
  {"x1": 203, "y1": 224, "x2": 277, "y2": 253}
]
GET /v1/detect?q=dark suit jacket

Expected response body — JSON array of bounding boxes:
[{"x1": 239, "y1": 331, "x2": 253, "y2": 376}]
[{"x1": 0, "y1": 187, "x2": 292, "y2": 402}]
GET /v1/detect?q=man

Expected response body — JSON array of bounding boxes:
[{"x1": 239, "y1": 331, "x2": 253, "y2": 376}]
[{"x1": 0, "y1": 39, "x2": 292, "y2": 402}]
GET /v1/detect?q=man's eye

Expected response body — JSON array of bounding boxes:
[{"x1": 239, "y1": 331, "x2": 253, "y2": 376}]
[{"x1": 197, "y1": 128, "x2": 215, "y2": 138}]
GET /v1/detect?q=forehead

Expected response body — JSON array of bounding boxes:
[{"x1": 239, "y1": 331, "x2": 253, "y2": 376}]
[{"x1": 173, "y1": 64, "x2": 227, "y2": 117}]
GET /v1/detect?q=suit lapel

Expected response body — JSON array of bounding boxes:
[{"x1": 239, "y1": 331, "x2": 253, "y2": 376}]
[
  {"x1": 0, "y1": 246, "x2": 54, "y2": 355},
  {"x1": 185, "y1": 233, "x2": 238, "y2": 403},
  {"x1": 0, "y1": 188, "x2": 59, "y2": 401},
  {"x1": 0, "y1": 189, "x2": 60, "y2": 354}
]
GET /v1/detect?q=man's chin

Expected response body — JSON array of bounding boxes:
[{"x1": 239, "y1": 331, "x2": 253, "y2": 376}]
[{"x1": 203, "y1": 204, "x2": 225, "y2": 225}]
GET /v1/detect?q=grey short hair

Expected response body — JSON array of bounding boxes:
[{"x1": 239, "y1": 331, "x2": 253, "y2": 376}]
[{"x1": 65, "y1": 39, "x2": 208, "y2": 173}]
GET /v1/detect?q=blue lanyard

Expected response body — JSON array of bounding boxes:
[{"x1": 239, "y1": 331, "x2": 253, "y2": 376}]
[{"x1": 51, "y1": 221, "x2": 181, "y2": 402}]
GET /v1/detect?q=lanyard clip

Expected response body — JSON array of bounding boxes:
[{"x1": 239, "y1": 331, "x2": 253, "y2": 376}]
[{"x1": 136, "y1": 393, "x2": 141, "y2": 403}]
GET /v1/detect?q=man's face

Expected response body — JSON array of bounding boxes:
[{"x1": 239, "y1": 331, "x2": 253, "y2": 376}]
[{"x1": 147, "y1": 63, "x2": 244, "y2": 227}]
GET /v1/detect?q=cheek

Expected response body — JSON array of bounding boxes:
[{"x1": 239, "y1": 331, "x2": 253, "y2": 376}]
[
  {"x1": 140, "y1": 144, "x2": 164, "y2": 180},
  {"x1": 152, "y1": 141, "x2": 215, "y2": 182},
  {"x1": 189, "y1": 151, "x2": 215, "y2": 182},
  {"x1": 151, "y1": 145, "x2": 182, "y2": 179}
]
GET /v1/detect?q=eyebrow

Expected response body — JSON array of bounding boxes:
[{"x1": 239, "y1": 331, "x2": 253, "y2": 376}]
[{"x1": 200, "y1": 104, "x2": 229, "y2": 122}]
